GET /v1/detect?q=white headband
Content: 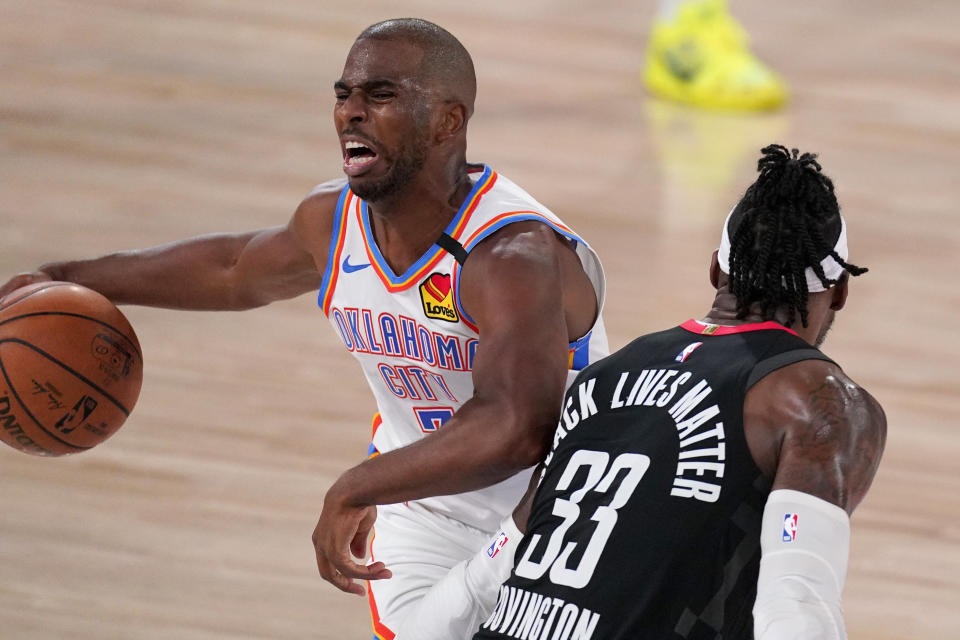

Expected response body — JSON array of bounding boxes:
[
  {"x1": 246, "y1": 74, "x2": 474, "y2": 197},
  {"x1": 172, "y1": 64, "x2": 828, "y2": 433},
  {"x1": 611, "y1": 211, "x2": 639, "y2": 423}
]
[{"x1": 717, "y1": 207, "x2": 848, "y2": 293}]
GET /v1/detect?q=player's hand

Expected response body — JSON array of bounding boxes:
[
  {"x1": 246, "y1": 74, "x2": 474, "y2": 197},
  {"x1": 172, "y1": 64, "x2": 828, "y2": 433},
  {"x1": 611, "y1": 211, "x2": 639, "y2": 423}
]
[
  {"x1": 312, "y1": 489, "x2": 392, "y2": 596},
  {"x1": 0, "y1": 271, "x2": 53, "y2": 301}
]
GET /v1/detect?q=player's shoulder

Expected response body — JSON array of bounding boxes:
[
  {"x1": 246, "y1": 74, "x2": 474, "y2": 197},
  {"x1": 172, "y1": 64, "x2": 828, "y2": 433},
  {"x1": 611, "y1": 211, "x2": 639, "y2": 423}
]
[
  {"x1": 754, "y1": 358, "x2": 881, "y2": 413},
  {"x1": 743, "y1": 357, "x2": 886, "y2": 494},
  {"x1": 458, "y1": 220, "x2": 579, "y2": 310},
  {"x1": 749, "y1": 357, "x2": 887, "y2": 511},
  {"x1": 298, "y1": 178, "x2": 348, "y2": 217},
  {"x1": 290, "y1": 178, "x2": 348, "y2": 240},
  {"x1": 466, "y1": 219, "x2": 567, "y2": 266},
  {"x1": 746, "y1": 358, "x2": 886, "y2": 450}
]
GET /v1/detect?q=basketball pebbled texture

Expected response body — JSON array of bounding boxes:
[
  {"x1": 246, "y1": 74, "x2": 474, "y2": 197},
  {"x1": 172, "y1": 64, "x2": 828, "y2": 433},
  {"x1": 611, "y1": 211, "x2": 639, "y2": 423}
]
[{"x1": 0, "y1": 281, "x2": 143, "y2": 456}]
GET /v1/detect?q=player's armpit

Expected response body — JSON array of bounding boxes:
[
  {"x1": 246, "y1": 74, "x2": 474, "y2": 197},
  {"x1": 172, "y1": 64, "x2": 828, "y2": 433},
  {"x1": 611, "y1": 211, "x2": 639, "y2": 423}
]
[{"x1": 744, "y1": 359, "x2": 887, "y2": 514}]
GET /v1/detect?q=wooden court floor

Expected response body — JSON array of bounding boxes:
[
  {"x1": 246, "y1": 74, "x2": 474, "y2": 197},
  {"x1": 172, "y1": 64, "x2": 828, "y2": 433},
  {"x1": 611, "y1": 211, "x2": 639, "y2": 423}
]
[{"x1": 1, "y1": 1, "x2": 958, "y2": 637}]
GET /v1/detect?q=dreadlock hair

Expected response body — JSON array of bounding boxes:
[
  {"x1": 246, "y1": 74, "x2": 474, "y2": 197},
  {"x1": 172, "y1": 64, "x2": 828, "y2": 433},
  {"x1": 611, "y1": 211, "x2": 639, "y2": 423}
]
[{"x1": 727, "y1": 144, "x2": 868, "y2": 328}]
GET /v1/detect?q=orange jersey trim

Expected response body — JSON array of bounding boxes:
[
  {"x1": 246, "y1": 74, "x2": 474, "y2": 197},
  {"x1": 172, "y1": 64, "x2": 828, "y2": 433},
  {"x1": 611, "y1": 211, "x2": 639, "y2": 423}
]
[
  {"x1": 366, "y1": 530, "x2": 396, "y2": 640},
  {"x1": 451, "y1": 210, "x2": 580, "y2": 333},
  {"x1": 358, "y1": 169, "x2": 498, "y2": 293},
  {"x1": 319, "y1": 189, "x2": 355, "y2": 315},
  {"x1": 368, "y1": 413, "x2": 383, "y2": 459},
  {"x1": 367, "y1": 588, "x2": 395, "y2": 640}
]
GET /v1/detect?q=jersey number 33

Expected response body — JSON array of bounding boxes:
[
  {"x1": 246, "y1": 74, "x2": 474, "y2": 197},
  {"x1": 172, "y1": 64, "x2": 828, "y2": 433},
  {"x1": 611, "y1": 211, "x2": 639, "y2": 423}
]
[{"x1": 515, "y1": 450, "x2": 650, "y2": 588}]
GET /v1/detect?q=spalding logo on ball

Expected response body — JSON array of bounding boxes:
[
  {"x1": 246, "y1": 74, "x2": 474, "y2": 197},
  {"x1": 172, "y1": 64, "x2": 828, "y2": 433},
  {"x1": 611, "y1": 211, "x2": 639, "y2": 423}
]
[{"x1": 0, "y1": 282, "x2": 143, "y2": 456}]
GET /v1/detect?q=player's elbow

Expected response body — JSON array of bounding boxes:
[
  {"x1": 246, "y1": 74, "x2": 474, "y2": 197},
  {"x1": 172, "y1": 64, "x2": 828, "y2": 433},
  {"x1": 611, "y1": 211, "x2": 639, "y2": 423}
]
[
  {"x1": 503, "y1": 433, "x2": 550, "y2": 469},
  {"x1": 494, "y1": 407, "x2": 556, "y2": 469},
  {"x1": 226, "y1": 287, "x2": 273, "y2": 311}
]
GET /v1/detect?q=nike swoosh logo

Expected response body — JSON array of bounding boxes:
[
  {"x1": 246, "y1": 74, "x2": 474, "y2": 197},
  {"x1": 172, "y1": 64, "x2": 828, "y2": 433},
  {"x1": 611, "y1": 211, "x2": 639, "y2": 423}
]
[{"x1": 342, "y1": 254, "x2": 371, "y2": 273}]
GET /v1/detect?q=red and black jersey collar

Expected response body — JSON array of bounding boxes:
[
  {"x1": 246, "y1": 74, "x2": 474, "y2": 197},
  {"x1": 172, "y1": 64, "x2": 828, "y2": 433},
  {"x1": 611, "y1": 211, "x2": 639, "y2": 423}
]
[{"x1": 680, "y1": 318, "x2": 799, "y2": 337}]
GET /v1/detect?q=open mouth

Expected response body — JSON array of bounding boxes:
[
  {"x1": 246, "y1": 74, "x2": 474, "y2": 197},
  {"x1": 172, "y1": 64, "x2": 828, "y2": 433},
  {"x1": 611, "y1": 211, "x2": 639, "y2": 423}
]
[{"x1": 344, "y1": 140, "x2": 378, "y2": 170}]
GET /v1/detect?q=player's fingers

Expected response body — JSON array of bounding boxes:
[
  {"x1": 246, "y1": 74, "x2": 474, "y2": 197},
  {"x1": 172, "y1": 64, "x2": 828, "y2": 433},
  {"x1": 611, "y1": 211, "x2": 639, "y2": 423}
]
[
  {"x1": 350, "y1": 505, "x2": 377, "y2": 558},
  {"x1": 332, "y1": 555, "x2": 390, "y2": 581},
  {"x1": 0, "y1": 272, "x2": 52, "y2": 300},
  {"x1": 349, "y1": 533, "x2": 368, "y2": 560},
  {"x1": 312, "y1": 525, "x2": 351, "y2": 591},
  {"x1": 315, "y1": 553, "x2": 365, "y2": 596},
  {"x1": 366, "y1": 561, "x2": 393, "y2": 581}
]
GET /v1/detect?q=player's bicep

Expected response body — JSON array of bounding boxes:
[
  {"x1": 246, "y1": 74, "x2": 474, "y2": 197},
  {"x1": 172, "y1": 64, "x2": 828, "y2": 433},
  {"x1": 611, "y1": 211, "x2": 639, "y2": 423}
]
[
  {"x1": 460, "y1": 223, "x2": 570, "y2": 426},
  {"x1": 231, "y1": 225, "x2": 322, "y2": 303},
  {"x1": 230, "y1": 189, "x2": 336, "y2": 306}
]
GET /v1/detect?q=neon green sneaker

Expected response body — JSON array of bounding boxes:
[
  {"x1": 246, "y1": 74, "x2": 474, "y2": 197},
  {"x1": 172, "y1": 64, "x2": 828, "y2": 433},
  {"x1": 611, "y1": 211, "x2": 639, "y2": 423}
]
[{"x1": 643, "y1": 0, "x2": 788, "y2": 111}]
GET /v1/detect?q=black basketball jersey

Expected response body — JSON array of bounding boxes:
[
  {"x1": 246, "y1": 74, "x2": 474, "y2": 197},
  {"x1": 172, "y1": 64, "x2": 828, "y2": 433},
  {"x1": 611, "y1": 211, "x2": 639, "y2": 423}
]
[{"x1": 473, "y1": 320, "x2": 835, "y2": 640}]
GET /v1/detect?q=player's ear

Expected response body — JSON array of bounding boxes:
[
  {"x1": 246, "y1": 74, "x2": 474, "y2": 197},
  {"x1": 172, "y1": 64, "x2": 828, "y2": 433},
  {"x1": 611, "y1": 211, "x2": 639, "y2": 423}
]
[
  {"x1": 435, "y1": 102, "x2": 468, "y2": 143},
  {"x1": 830, "y1": 272, "x2": 849, "y2": 311},
  {"x1": 709, "y1": 250, "x2": 721, "y2": 289}
]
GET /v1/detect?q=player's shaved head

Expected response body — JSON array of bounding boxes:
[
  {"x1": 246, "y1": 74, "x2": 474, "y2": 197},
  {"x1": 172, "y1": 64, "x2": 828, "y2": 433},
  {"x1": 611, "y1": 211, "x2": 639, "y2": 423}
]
[{"x1": 356, "y1": 18, "x2": 477, "y2": 117}]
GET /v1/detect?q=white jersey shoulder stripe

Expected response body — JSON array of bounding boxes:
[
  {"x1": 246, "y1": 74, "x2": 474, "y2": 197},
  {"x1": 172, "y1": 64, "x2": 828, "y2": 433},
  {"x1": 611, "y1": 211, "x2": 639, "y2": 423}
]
[
  {"x1": 450, "y1": 211, "x2": 590, "y2": 332},
  {"x1": 318, "y1": 186, "x2": 355, "y2": 315}
]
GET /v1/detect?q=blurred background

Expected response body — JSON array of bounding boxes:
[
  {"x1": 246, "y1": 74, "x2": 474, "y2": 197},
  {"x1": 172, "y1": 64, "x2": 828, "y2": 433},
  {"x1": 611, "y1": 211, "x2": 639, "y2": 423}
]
[{"x1": 1, "y1": 1, "x2": 958, "y2": 637}]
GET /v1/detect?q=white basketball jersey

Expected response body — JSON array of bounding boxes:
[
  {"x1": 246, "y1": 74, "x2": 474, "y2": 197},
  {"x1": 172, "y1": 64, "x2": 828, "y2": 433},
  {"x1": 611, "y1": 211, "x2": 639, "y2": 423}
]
[{"x1": 318, "y1": 164, "x2": 608, "y2": 532}]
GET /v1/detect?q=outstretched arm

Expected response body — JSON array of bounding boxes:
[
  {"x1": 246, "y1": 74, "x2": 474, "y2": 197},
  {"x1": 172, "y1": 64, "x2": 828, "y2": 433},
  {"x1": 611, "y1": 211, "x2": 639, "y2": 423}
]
[
  {"x1": 745, "y1": 360, "x2": 887, "y2": 640},
  {"x1": 312, "y1": 221, "x2": 597, "y2": 595},
  {"x1": 0, "y1": 183, "x2": 342, "y2": 309}
]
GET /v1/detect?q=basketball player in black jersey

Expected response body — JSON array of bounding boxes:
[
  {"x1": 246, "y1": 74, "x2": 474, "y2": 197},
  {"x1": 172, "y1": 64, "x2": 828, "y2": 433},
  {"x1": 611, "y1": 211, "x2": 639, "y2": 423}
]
[{"x1": 395, "y1": 145, "x2": 886, "y2": 640}]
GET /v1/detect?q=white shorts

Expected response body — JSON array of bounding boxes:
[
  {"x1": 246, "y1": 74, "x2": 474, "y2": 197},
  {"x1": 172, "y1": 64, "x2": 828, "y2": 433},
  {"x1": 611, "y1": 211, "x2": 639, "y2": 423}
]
[{"x1": 367, "y1": 501, "x2": 493, "y2": 639}]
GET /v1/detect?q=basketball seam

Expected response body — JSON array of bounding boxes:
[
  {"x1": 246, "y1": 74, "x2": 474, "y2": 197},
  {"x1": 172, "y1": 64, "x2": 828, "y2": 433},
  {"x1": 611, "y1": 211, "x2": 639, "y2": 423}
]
[
  {"x1": 0, "y1": 281, "x2": 72, "y2": 312},
  {"x1": 0, "y1": 338, "x2": 134, "y2": 416},
  {"x1": 0, "y1": 311, "x2": 142, "y2": 360}
]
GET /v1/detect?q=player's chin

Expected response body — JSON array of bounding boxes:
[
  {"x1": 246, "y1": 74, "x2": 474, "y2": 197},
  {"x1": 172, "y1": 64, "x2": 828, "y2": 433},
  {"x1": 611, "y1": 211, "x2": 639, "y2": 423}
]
[{"x1": 347, "y1": 173, "x2": 398, "y2": 203}]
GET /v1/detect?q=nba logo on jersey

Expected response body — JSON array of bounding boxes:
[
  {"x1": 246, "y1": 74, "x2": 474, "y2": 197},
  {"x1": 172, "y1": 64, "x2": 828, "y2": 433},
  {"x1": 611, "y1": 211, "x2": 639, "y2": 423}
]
[
  {"x1": 487, "y1": 531, "x2": 509, "y2": 558},
  {"x1": 782, "y1": 513, "x2": 799, "y2": 542},
  {"x1": 420, "y1": 273, "x2": 459, "y2": 323},
  {"x1": 675, "y1": 342, "x2": 703, "y2": 363}
]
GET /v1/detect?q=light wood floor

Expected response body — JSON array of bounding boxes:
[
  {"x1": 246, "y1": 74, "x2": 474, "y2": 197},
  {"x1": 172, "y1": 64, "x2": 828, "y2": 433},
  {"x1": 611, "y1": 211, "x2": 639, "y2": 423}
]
[{"x1": 2, "y1": 1, "x2": 958, "y2": 638}]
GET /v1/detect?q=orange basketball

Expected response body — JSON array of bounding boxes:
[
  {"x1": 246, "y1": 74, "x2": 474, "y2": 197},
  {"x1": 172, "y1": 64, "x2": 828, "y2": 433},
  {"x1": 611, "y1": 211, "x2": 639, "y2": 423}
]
[{"x1": 0, "y1": 282, "x2": 143, "y2": 456}]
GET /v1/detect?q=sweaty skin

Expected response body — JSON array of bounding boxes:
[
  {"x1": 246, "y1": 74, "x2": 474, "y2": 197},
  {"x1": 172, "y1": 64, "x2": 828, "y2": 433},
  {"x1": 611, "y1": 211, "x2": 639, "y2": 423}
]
[
  {"x1": 702, "y1": 251, "x2": 886, "y2": 515},
  {"x1": 0, "y1": 32, "x2": 600, "y2": 598}
]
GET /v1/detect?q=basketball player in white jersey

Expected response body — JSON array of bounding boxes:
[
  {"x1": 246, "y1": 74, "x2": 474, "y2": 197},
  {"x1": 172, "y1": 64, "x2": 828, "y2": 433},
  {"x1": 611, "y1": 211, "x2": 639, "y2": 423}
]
[{"x1": 0, "y1": 19, "x2": 608, "y2": 637}]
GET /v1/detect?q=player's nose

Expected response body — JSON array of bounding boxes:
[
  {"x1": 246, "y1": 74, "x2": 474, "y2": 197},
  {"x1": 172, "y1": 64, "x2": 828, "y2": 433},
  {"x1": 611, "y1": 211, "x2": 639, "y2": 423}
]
[{"x1": 337, "y1": 91, "x2": 368, "y2": 124}]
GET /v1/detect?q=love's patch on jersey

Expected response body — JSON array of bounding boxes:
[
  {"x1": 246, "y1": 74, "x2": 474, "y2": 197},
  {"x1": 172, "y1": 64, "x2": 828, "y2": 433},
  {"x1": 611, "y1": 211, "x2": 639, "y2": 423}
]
[{"x1": 420, "y1": 272, "x2": 459, "y2": 323}]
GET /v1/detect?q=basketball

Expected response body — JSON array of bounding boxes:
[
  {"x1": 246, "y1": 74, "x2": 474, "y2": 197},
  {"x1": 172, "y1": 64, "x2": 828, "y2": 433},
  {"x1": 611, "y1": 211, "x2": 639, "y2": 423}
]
[{"x1": 0, "y1": 281, "x2": 143, "y2": 456}]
